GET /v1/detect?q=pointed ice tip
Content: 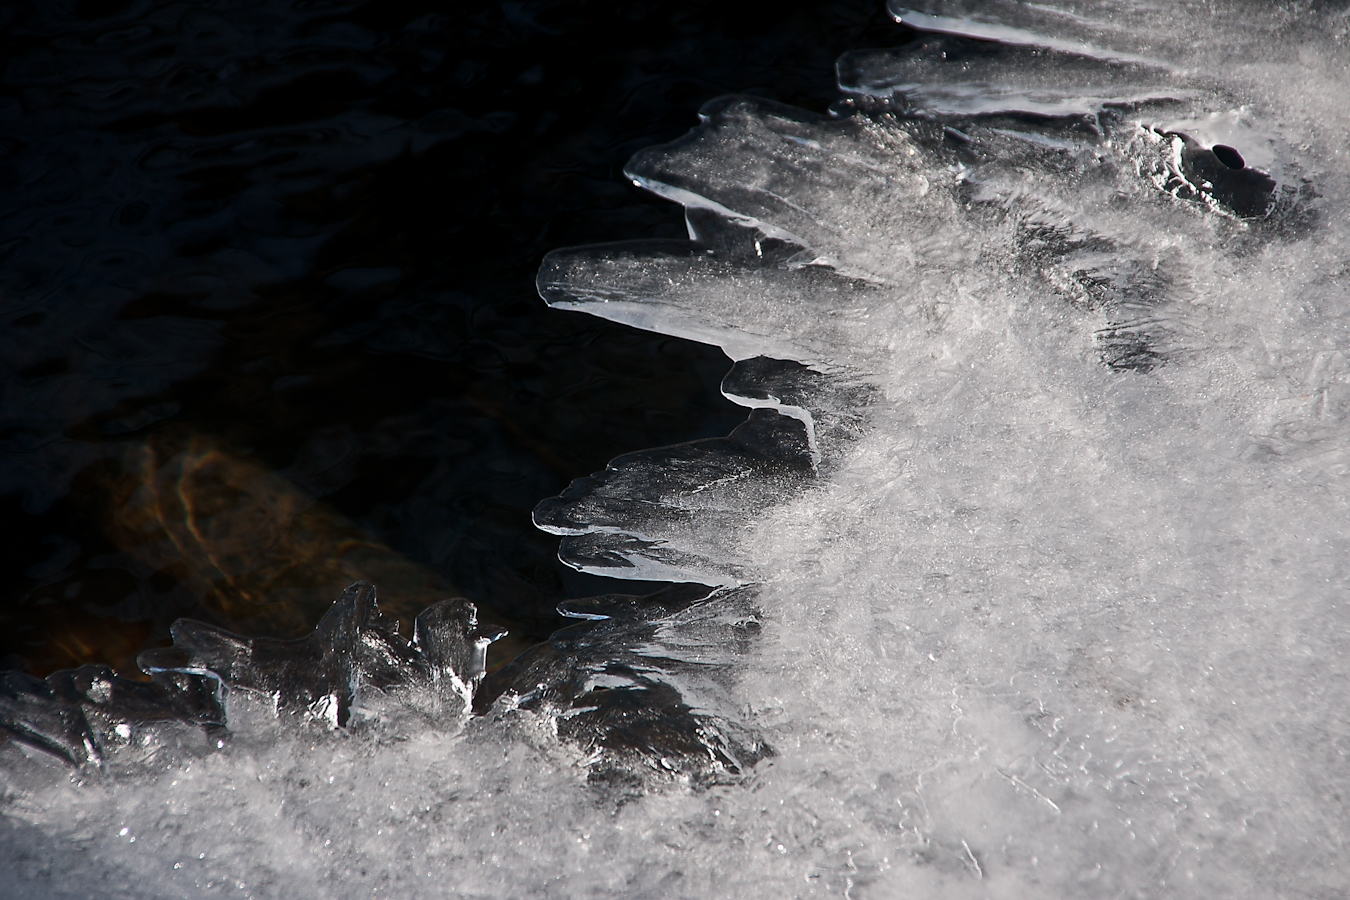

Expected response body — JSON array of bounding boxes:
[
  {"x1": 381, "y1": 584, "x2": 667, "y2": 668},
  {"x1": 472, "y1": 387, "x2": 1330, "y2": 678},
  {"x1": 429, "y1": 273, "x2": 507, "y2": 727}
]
[
  {"x1": 532, "y1": 493, "x2": 590, "y2": 535},
  {"x1": 136, "y1": 646, "x2": 194, "y2": 674},
  {"x1": 333, "y1": 579, "x2": 378, "y2": 619},
  {"x1": 475, "y1": 625, "x2": 508, "y2": 645},
  {"x1": 556, "y1": 599, "x2": 612, "y2": 621}
]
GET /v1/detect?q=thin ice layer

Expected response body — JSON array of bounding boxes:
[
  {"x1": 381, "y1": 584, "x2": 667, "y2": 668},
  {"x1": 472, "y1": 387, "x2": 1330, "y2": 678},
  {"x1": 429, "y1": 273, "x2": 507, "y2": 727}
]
[
  {"x1": 532, "y1": 347, "x2": 874, "y2": 585},
  {"x1": 539, "y1": 241, "x2": 879, "y2": 366},
  {"x1": 0, "y1": 581, "x2": 504, "y2": 771},
  {"x1": 0, "y1": 665, "x2": 223, "y2": 770},
  {"x1": 886, "y1": 0, "x2": 1317, "y2": 62},
  {"x1": 720, "y1": 357, "x2": 874, "y2": 466},
  {"x1": 534, "y1": 408, "x2": 816, "y2": 585},
  {"x1": 562, "y1": 91, "x2": 1308, "y2": 385},
  {"x1": 839, "y1": 35, "x2": 1185, "y2": 118},
  {"x1": 139, "y1": 581, "x2": 503, "y2": 729},
  {"x1": 626, "y1": 96, "x2": 968, "y2": 285},
  {"x1": 477, "y1": 583, "x2": 771, "y2": 792}
]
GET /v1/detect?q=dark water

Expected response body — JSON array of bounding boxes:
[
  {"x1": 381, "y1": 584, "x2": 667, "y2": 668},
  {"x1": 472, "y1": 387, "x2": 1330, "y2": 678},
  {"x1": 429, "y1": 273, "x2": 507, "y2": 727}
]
[{"x1": 0, "y1": 0, "x2": 909, "y2": 678}]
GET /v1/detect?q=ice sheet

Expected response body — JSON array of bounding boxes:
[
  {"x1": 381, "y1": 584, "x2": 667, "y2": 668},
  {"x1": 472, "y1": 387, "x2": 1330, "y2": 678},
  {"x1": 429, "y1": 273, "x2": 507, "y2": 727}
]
[{"x1": 4, "y1": 1, "x2": 1350, "y2": 897}]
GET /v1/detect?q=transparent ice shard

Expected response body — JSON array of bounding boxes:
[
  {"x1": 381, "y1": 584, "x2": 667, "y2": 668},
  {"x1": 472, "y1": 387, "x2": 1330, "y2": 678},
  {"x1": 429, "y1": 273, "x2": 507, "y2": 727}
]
[
  {"x1": 551, "y1": 78, "x2": 1309, "y2": 391},
  {"x1": 887, "y1": 1, "x2": 1167, "y2": 63},
  {"x1": 539, "y1": 240, "x2": 881, "y2": 366},
  {"x1": 532, "y1": 345, "x2": 875, "y2": 585},
  {"x1": 720, "y1": 356, "x2": 874, "y2": 467},
  {"x1": 140, "y1": 581, "x2": 503, "y2": 730},
  {"x1": 625, "y1": 96, "x2": 969, "y2": 286},
  {"x1": 477, "y1": 583, "x2": 771, "y2": 791},
  {"x1": 839, "y1": 36, "x2": 1186, "y2": 119},
  {"x1": 0, "y1": 581, "x2": 504, "y2": 773},
  {"x1": 534, "y1": 408, "x2": 815, "y2": 586},
  {"x1": 884, "y1": 0, "x2": 1312, "y2": 64},
  {"x1": 0, "y1": 665, "x2": 223, "y2": 769}
]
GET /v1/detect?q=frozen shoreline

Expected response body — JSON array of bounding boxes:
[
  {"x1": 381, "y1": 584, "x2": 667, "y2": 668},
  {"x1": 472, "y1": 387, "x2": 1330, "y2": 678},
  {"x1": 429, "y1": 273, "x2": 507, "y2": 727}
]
[{"x1": 5, "y1": 2, "x2": 1350, "y2": 896}]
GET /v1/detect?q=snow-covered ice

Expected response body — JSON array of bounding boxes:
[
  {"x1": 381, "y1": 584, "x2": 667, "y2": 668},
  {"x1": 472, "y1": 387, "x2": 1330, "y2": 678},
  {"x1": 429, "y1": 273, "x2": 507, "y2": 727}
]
[{"x1": 4, "y1": 1, "x2": 1350, "y2": 897}]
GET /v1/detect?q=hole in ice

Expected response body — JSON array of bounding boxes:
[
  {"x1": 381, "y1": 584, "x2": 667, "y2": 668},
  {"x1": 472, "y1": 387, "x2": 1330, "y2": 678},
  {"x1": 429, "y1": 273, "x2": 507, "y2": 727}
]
[
  {"x1": 1211, "y1": 144, "x2": 1244, "y2": 169},
  {"x1": 1177, "y1": 137, "x2": 1277, "y2": 218}
]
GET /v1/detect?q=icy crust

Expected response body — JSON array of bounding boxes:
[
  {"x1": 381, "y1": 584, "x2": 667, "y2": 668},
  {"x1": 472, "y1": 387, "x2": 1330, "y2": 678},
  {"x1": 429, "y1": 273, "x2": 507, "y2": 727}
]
[
  {"x1": 720, "y1": 356, "x2": 874, "y2": 466},
  {"x1": 624, "y1": 96, "x2": 965, "y2": 287},
  {"x1": 541, "y1": 84, "x2": 1310, "y2": 396},
  {"x1": 1, "y1": 579, "x2": 766, "y2": 797},
  {"x1": 838, "y1": 35, "x2": 1188, "y2": 119},
  {"x1": 518, "y1": 2, "x2": 1350, "y2": 896},
  {"x1": 535, "y1": 409, "x2": 812, "y2": 585},
  {"x1": 139, "y1": 581, "x2": 503, "y2": 730},
  {"x1": 532, "y1": 355, "x2": 873, "y2": 584},
  {"x1": 476, "y1": 583, "x2": 772, "y2": 792},
  {"x1": 532, "y1": 73, "x2": 1313, "y2": 580},
  {"x1": 539, "y1": 241, "x2": 882, "y2": 366},
  {"x1": 0, "y1": 666, "x2": 223, "y2": 771},
  {"x1": 0, "y1": 583, "x2": 502, "y2": 770},
  {"x1": 886, "y1": 0, "x2": 1346, "y2": 59},
  {"x1": 5, "y1": 3, "x2": 1350, "y2": 897}
]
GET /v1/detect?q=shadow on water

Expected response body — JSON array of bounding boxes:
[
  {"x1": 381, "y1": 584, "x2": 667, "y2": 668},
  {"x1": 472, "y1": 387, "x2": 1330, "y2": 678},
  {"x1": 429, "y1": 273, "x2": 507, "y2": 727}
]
[{"x1": 0, "y1": 0, "x2": 907, "y2": 677}]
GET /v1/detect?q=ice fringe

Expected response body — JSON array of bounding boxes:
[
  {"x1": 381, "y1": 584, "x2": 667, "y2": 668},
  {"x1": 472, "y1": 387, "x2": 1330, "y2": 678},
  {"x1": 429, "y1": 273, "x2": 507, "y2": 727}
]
[
  {"x1": 4, "y1": 3, "x2": 1350, "y2": 897},
  {"x1": 0, "y1": 583, "x2": 500, "y2": 770},
  {"x1": 1, "y1": 0, "x2": 1330, "y2": 791}
]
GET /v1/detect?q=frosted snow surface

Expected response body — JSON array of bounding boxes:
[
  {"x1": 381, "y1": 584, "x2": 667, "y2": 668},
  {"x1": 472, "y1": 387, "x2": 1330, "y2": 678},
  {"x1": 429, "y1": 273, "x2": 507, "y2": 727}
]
[{"x1": 6, "y1": 2, "x2": 1350, "y2": 897}]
